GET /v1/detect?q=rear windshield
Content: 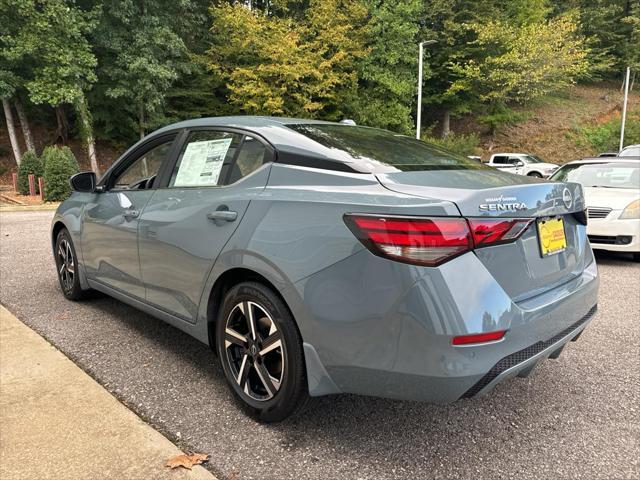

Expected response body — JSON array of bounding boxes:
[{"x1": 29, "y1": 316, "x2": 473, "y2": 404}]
[
  {"x1": 288, "y1": 124, "x2": 489, "y2": 171},
  {"x1": 550, "y1": 162, "x2": 640, "y2": 189}
]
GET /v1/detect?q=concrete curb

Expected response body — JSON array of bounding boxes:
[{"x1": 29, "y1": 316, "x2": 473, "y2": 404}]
[
  {"x1": 0, "y1": 305, "x2": 218, "y2": 480},
  {"x1": 0, "y1": 204, "x2": 60, "y2": 212}
]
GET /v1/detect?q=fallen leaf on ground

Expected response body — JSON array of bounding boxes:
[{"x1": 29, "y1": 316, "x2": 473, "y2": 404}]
[{"x1": 165, "y1": 452, "x2": 209, "y2": 470}]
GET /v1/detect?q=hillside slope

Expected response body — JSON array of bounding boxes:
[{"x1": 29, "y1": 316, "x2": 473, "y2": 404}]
[{"x1": 473, "y1": 83, "x2": 639, "y2": 163}]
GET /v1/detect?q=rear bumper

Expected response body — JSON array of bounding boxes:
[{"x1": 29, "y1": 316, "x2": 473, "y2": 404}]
[
  {"x1": 294, "y1": 247, "x2": 599, "y2": 403},
  {"x1": 461, "y1": 305, "x2": 597, "y2": 398}
]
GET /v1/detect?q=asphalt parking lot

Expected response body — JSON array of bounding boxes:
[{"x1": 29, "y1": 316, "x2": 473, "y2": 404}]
[{"x1": 1, "y1": 210, "x2": 638, "y2": 480}]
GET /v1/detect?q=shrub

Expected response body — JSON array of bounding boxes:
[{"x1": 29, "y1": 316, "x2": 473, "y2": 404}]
[
  {"x1": 422, "y1": 131, "x2": 481, "y2": 157},
  {"x1": 42, "y1": 146, "x2": 79, "y2": 202},
  {"x1": 17, "y1": 150, "x2": 43, "y2": 195},
  {"x1": 572, "y1": 111, "x2": 640, "y2": 153}
]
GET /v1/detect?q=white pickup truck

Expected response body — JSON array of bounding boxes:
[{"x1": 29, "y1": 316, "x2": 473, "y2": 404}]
[{"x1": 485, "y1": 153, "x2": 559, "y2": 178}]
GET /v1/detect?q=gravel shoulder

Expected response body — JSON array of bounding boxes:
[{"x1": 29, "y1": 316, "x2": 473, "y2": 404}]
[{"x1": 1, "y1": 210, "x2": 638, "y2": 480}]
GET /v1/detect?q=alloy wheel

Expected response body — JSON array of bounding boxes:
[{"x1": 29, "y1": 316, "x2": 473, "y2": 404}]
[
  {"x1": 224, "y1": 301, "x2": 284, "y2": 401},
  {"x1": 57, "y1": 238, "x2": 75, "y2": 293}
]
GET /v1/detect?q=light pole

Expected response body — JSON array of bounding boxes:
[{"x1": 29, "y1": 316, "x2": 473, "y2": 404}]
[
  {"x1": 619, "y1": 67, "x2": 631, "y2": 152},
  {"x1": 416, "y1": 40, "x2": 437, "y2": 139}
]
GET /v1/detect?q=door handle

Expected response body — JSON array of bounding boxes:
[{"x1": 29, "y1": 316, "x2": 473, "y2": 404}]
[
  {"x1": 207, "y1": 210, "x2": 238, "y2": 222},
  {"x1": 123, "y1": 209, "x2": 140, "y2": 219}
]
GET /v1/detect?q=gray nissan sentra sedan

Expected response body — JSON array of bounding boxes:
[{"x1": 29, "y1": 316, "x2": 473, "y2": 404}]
[{"x1": 51, "y1": 116, "x2": 599, "y2": 421}]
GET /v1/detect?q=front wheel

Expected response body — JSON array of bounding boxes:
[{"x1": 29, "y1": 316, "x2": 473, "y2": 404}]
[
  {"x1": 216, "y1": 282, "x2": 309, "y2": 422},
  {"x1": 527, "y1": 172, "x2": 543, "y2": 178},
  {"x1": 54, "y1": 228, "x2": 87, "y2": 300}
]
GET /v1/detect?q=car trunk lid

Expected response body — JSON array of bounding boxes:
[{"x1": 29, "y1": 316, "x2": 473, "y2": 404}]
[{"x1": 376, "y1": 169, "x2": 589, "y2": 301}]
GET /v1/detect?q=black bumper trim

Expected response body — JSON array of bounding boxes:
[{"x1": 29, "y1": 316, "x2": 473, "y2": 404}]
[{"x1": 460, "y1": 305, "x2": 598, "y2": 399}]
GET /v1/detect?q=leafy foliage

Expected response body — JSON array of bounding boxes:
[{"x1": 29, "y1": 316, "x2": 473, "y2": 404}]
[
  {"x1": 1, "y1": 0, "x2": 636, "y2": 163},
  {"x1": 421, "y1": 132, "x2": 480, "y2": 156},
  {"x1": 449, "y1": 14, "x2": 591, "y2": 105},
  {"x1": 42, "y1": 146, "x2": 79, "y2": 201},
  {"x1": 17, "y1": 150, "x2": 43, "y2": 195},
  {"x1": 350, "y1": 0, "x2": 423, "y2": 133},
  {"x1": 571, "y1": 111, "x2": 640, "y2": 153},
  {"x1": 208, "y1": 0, "x2": 368, "y2": 119}
]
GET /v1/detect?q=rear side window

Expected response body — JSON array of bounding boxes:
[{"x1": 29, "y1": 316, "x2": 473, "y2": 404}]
[
  {"x1": 492, "y1": 156, "x2": 507, "y2": 164},
  {"x1": 228, "y1": 136, "x2": 267, "y2": 184},
  {"x1": 289, "y1": 124, "x2": 489, "y2": 171}
]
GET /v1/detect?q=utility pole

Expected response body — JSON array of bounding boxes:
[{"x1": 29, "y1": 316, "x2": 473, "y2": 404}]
[
  {"x1": 416, "y1": 40, "x2": 437, "y2": 140},
  {"x1": 619, "y1": 67, "x2": 631, "y2": 153}
]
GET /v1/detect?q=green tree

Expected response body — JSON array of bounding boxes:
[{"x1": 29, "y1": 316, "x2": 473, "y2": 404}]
[
  {"x1": 1, "y1": 0, "x2": 100, "y2": 174},
  {"x1": 350, "y1": 0, "x2": 423, "y2": 133},
  {"x1": 449, "y1": 14, "x2": 591, "y2": 105},
  {"x1": 89, "y1": 0, "x2": 203, "y2": 139},
  {"x1": 208, "y1": 0, "x2": 369, "y2": 119},
  {"x1": 552, "y1": 0, "x2": 639, "y2": 77},
  {"x1": 420, "y1": 0, "x2": 552, "y2": 135}
]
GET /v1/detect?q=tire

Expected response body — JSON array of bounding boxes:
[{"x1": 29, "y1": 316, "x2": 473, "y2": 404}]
[
  {"x1": 633, "y1": 252, "x2": 640, "y2": 262},
  {"x1": 54, "y1": 228, "x2": 87, "y2": 301},
  {"x1": 216, "y1": 281, "x2": 309, "y2": 422},
  {"x1": 527, "y1": 172, "x2": 543, "y2": 178}
]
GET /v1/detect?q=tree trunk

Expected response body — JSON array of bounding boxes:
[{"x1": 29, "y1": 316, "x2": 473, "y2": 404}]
[
  {"x1": 14, "y1": 98, "x2": 35, "y2": 152},
  {"x1": 74, "y1": 94, "x2": 100, "y2": 176},
  {"x1": 55, "y1": 105, "x2": 69, "y2": 145},
  {"x1": 442, "y1": 109, "x2": 451, "y2": 137},
  {"x1": 2, "y1": 97, "x2": 22, "y2": 165},
  {"x1": 139, "y1": 103, "x2": 145, "y2": 139}
]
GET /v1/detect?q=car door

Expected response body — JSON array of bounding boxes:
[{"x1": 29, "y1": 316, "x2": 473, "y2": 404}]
[
  {"x1": 81, "y1": 135, "x2": 178, "y2": 299},
  {"x1": 508, "y1": 156, "x2": 525, "y2": 175},
  {"x1": 137, "y1": 128, "x2": 273, "y2": 322},
  {"x1": 492, "y1": 156, "x2": 511, "y2": 172}
]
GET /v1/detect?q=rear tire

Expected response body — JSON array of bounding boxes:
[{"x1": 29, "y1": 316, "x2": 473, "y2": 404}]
[
  {"x1": 633, "y1": 253, "x2": 640, "y2": 262},
  {"x1": 527, "y1": 172, "x2": 543, "y2": 178},
  {"x1": 216, "y1": 281, "x2": 309, "y2": 422},
  {"x1": 54, "y1": 229, "x2": 87, "y2": 301}
]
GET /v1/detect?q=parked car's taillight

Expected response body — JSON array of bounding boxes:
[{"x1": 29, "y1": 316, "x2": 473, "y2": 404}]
[
  {"x1": 344, "y1": 214, "x2": 532, "y2": 266},
  {"x1": 467, "y1": 218, "x2": 533, "y2": 248},
  {"x1": 344, "y1": 215, "x2": 472, "y2": 266}
]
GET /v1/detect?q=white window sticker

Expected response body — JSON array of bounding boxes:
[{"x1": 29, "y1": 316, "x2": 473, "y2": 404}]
[{"x1": 173, "y1": 138, "x2": 232, "y2": 187}]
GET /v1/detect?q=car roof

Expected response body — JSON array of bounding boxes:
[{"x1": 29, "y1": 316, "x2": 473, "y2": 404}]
[
  {"x1": 564, "y1": 157, "x2": 640, "y2": 165},
  {"x1": 144, "y1": 116, "x2": 395, "y2": 173},
  {"x1": 490, "y1": 153, "x2": 531, "y2": 156}
]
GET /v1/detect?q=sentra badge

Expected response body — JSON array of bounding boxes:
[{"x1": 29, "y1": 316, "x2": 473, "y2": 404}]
[{"x1": 479, "y1": 194, "x2": 528, "y2": 212}]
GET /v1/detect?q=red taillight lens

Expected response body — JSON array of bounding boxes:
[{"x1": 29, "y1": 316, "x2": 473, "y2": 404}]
[
  {"x1": 344, "y1": 215, "x2": 472, "y2": 266},
  {"x1": 452, "y1": 330, "x2": 507, "y2": 345},
  {"x1": 467, "y1": 218, "x2": 533, "y2": 248}
]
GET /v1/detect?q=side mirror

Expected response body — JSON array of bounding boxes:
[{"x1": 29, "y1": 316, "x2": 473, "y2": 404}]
[
  {"x1": 69, "y1": 171, "x2": 97, "y2": 193},
  {"x1": 515, "y1": 160, "x2": 525, "y2": 167}
]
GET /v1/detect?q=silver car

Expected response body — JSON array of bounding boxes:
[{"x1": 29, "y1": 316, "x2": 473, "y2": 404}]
[{"x1": 51, "y1": 117, "x2": 599, "y2": 421}]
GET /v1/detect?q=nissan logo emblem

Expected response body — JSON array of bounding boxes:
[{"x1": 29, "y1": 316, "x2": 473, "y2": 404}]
[{"x1": 562, "y1": 188, "x2": 573, "y2": 209}]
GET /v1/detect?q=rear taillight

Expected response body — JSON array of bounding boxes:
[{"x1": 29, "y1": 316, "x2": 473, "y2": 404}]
[
  {"x1": 344, "y1": 215, "x2": 472, "y2": 266},
  {"x1": 345, "y1": 214, "x2": 532, "y2": 266},
  {"x1": 467, "y1": 218, "x2": 533, "y2": 248}
]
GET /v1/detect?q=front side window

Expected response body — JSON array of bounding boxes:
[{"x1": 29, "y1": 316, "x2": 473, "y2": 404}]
[{"x1": 112, "y1": 140, "x2": 173, "y2": 190}]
